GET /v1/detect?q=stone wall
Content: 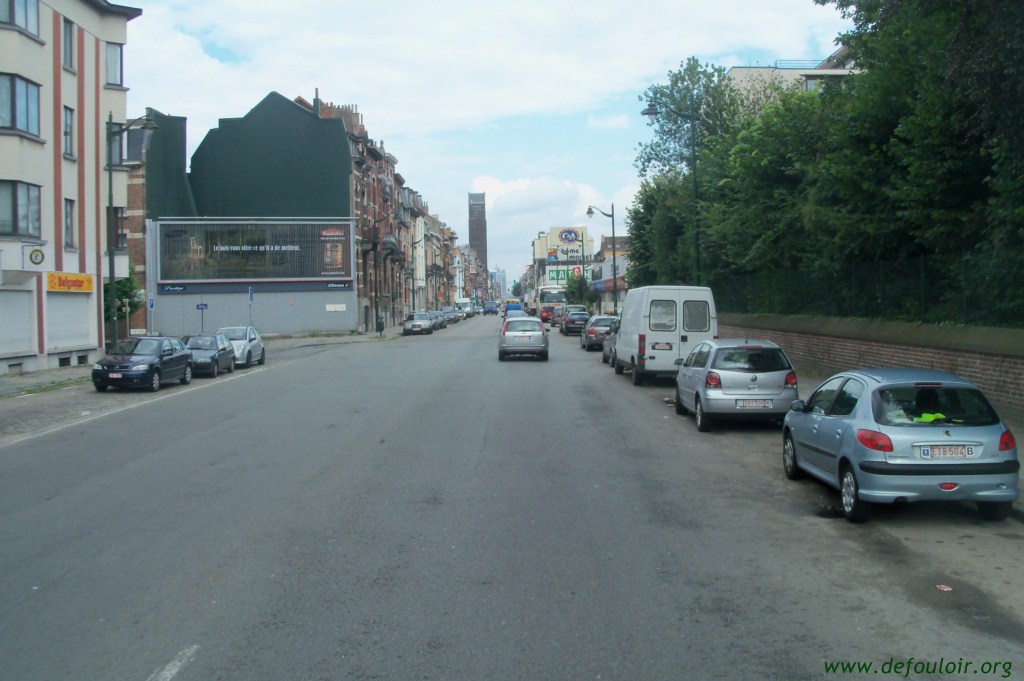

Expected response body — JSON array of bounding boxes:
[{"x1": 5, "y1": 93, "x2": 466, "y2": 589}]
[{"x1": 719, "y1": 314, "x2": 1024, "y2": 413}]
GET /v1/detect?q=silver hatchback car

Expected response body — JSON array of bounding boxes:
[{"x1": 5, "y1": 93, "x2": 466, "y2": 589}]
[
  {"x1": 674, "y1": 339, "x2": 798, "y2": 431},
  {"x1": 782, "y1": 368, "x2": 1019, "y2": 523},
  {"x1": 498, "y1": 316, "x2": 549, "y2": 361}
]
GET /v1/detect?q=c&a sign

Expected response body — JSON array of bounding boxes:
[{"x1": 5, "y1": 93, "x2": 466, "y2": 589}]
[{"x1": 46, "y1": 272, "x2": 94, "y2": 293}]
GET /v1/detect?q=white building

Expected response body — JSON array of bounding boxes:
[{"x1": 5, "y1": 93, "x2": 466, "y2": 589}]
[{"x1": 0, "y1": 0, "x2": 141, "y2": 374}]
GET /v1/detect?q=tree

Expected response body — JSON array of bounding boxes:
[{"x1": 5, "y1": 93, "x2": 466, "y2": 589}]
[{"x1": 103, "y1": 264, "x2": 143, "y2": 324}]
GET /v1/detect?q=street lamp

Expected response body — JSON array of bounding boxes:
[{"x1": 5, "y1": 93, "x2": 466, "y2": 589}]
[
  {"x1": 642, "y1": 97, "x2": 700, "y2": 284},
  {"x1": 586, "y1": 203, "x2": 617, "y2": 314},
  {"x1": 106, "y1": 109, "x2": 156, "y2": 349}
]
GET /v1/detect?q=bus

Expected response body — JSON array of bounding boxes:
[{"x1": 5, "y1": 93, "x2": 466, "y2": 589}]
[{"x1": 529, "y1": 285, "x2": 567, "y2": 317}]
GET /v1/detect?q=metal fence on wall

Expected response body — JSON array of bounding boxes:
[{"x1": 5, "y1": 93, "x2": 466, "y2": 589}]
[{"x1": 710, "y1": 252, "x2": 1024, "y2": 330}]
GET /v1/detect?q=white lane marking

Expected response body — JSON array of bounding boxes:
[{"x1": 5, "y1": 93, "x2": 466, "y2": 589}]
[
  {"x1": 0, "y1": 369, "x2": 264, "y2": 449},
  {"x1": 146, "y1": 645, "x2": 200, "y2": 681}
]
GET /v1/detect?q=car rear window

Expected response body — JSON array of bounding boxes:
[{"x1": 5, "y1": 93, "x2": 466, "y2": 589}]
[
  {"x1": 872, "y1": 385, "x2": 1000, "y2": 426},
  {"x1": 506, "y1": 320, "x2": 542, "y2": 333},
  {"x1": 711, "y1": 348, "x2": 791, "y2": 372}
]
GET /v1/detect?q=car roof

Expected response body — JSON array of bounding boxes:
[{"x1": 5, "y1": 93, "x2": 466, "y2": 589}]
[
  {"x1": 708, "y1": 338, "x2": 781, "y2": 349},
  {"x1": 840, "y1": 367, "x2": 974, "y2": 386},
  {"x1": 504, "y1": 315, "x2": 542, "y2": 322}
]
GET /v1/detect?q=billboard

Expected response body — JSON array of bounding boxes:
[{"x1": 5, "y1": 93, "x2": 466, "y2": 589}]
[{"x1": 158, "y1": 220, "x2": 354, "y2": 282}]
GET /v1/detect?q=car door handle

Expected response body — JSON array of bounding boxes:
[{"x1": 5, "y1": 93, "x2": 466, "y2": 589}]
[{"x1": 834, "y1": 429, "x2": 843, "y2": 439}]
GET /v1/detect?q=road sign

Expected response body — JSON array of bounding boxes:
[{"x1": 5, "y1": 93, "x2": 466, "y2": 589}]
[
  {"x1": 248, "y1": 286, "x2": 254, "y2": 302},
  {"x1": 196, "y1": 303, "x2": 208, "y2": 310},
  {"x1": 148, "y1": 297, "x2": 155, "y2": 310}
]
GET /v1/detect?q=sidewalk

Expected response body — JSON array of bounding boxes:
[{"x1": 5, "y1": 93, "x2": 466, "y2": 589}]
[{"x1": 0, "y1": 325, "x2": 406, "y2": 399}]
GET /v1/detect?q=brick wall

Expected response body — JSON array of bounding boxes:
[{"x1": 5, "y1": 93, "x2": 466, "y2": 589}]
[{"x1": 719, "y1": 314, "x2": 1024, "y2": 416}]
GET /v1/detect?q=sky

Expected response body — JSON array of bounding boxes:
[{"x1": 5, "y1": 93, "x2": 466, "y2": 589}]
[{"x1": 124, "y1": 0, "x2": 851, "y2": 285}]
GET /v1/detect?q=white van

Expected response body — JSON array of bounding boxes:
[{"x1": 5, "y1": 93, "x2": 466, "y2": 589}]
[{"x1": 612, "y1": 286, "x2": 717, "y2": 385}]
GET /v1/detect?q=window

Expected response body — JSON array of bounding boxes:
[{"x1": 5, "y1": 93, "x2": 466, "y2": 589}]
[
  {"x1": 64, "y1": 198, "x2": 74, "y2": 247},
  {"x1": 0, "y1": 74, "x2": 40, "y2": 135},
  {"x1": 807, "y1": 376, "x2": 845, "y2": 415},
  {"x1": 0, "y1": 180, "x2": 42, "y2": 237},
  {"x1": 105, "y1": 43, "x2": 123, "y2": 86},
  {"x1": 1, "y1": 0, "x2": 39, "y2": 35},
  {"x1": 63, "y1": 106, "x2": 73, "y2": 155},
  {"x1": 829, "y1": 379, "x2": 865, "y2": 417},
  {"x1": 62, "y1": 19, "x2": 74, "y2": 69},
  {"x1": 649, "y1": 299, "x2": 677, "y2": 331},
  {"x1": 682, "y1": 300, "x2": 710, "y2": 332},
  {"x1": 107, "y1": 122, "x2": 124, "y2": 165}
]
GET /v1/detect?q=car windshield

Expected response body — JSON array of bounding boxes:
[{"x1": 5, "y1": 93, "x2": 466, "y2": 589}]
[
  {"x1": 410, "y1": 313, "x2": 430, "y2": 321},
  {"x1": 218, "y1": 327, "x2": 248, "y2": 341},
  {"x1": 711, "y1": 348, "x2": 791, "y2": 372},
  {"x1": 592, "y1": 319, "x2": 613, "y2": 327},
  {"x1": 872, "y1": 385, "x2": 1001, "y2": 426},
  {"x1": 186, "y1": 336, "x2": 217, "y2": 350},
  {"x1": 506, "y1": 320, "x2": 542, "y2": 333},
  {"x1": 112, "y1": 338, "x2": 161, "y2": 355}
]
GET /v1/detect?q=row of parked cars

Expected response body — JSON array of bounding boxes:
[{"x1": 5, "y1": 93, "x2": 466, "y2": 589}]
[
  {"x1": 402, "y1": 307, "x2": 472, "y2": 335},
  {"x1": 91, "y1": 326, "x2": 266, "y2": 392},
  {"x1": 544, "y1": 286, "x2": 1020, "y2": 525}
]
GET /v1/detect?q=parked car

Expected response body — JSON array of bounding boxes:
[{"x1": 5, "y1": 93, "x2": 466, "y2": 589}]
[
  {"x1": 441, "y1": 307, "x2": 460, "y2": 324},
  {"x1": 497, "y1": 316, "x2": 549, "y2": 361},
  {"x1": 183, "y1": 333, "x2": 235, "y2": 377},
  {"x1": 674, "y1": 339, "x2": 798, "y2": 431},
  {"x1": 92, "y1": 336, "x2": 193, "y2": 392},
  {"x1": 613, "y1": 285, "x2": 717, "y2": 385},
  {"x1": 428, "y1": 310, "x2": 446, "y2": 329},
  {"x1": 580, "y1": 315, "x2": 616, "y2": 350},
  {"x1": 782, "y1": 368, "x2": 1019, "y2": 523},
  {"x1": 216, "y1": 326, "x2": 265, "y2": 368},
  {"x1": 560, "y1": 311, "x2": 590, "y2": 335},
  {"x1": 403, "y1": 312, "x2": 434, "y2": 335},
  {"x1": 602, "y1": 318, "x2": 620, "y2": 364},
  {"x1": 558, "y1": 305, "x2": 587, "y2": 328}
]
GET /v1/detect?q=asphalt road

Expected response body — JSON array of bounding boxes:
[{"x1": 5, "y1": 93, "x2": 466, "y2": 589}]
[{"x1": 0, "y1": 317, "x2": 1021, "y2": 680}]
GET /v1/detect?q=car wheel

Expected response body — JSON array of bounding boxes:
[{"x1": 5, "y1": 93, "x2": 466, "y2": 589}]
[
  {"x1": 782, "y1": 433, "x2": 803, "y2": 480},
  {"x1": 840, "y1": 465, "x2": 871, "y2": 523},
  {"x1": 602, "y1": 349, "x2": 609, "y2": 364},
  {"x1": 94, "y1": 384, "x2": 108, "y2": 392},
  {"x1": 258, "y1": 348, "x2": 266, "y2": 365},
  {"x1": 614, "y1": 352, "x2": 624, "y2": 375},
  {"x1": 631, "y1": 360, "x2": 644, "y2": 386},
  {"x1": 211, "y1": 363, "x2": 218, "y2": 378},
  {"x1": 148, "y1": 370, "x2": 161, "y2": 392},
  {"x1": 180, "y1": 365, "x2": 192, "y2": 385},
  {"x1": 695, "y1": 398, "x2": 711, "y2": 432},
  {"x1": 245, "y1": 351, "x2": 252, "y2": 368},
  {"x1": 541, "y1": 351, "x2": 549, "y2": 361},
  {"x1": 498, "y1": 352, "x2": 506, "y2": 361},
  {"x1": 674, "y1": 384, "x2": 688, "y2": 415},
  {"x1": 227, "y1": 360, "x2": 234, "y2": 373},
  {"x1": 977, "y1": 501, "x2": 1012, "y2": 521}
]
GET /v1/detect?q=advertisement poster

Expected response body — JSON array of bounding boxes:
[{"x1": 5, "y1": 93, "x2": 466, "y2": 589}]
[{"x1": 159, "y1": 221, "x2": 352, "y2": 281}]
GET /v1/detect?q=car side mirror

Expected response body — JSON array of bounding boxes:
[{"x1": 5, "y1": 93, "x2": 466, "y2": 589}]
[
  {"x1": 163, "y1": 348, "x2": 173, "y2": 357},
  {"x1": 790, "y1": 399, "x2": 806, "y2": 412}
]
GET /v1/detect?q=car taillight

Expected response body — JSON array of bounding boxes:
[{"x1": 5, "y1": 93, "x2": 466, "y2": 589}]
[
  {"x1": 1000, "y1": 430, "x2": 1016, "y2": 451},
  {"x1": 857, "y1": 429, "x2": 894, "y2": 452},
  {"x1": 501, "y1": 325, "x2": 508, "y2": 336},
  {"x1": 705, "y1": 371, "x2": 721, "y2": 388},
  {"x1": 785, "y1": 372, "x2": 797, "y2": 387},
  {"x1": 639, "y1": 334, "x2": 646, "y2": 358}
]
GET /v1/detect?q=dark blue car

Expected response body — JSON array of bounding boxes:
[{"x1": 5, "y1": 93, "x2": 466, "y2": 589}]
[{"x1": 92, "y1": 336, "x2": 193, "y2": 392}]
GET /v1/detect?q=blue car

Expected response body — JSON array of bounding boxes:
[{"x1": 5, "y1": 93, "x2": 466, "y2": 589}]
[{"x1": 92, "y1": 336, "x2": 193, "y2": 392}]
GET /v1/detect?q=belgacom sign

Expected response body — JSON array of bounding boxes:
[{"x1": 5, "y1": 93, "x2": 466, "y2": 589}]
[{"x1": 158, "y1": 219, "x2": 353, "y2": 282}]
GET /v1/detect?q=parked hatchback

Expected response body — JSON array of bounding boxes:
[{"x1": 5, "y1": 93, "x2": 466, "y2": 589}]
[
  {"x1": 183, "y1": 333, "x2": 235, "y2": 377},
  {"x1": 498, "y1": 316, "x2": 549, "y2": 361},
  {"x1": 580, "y1": 315, "x2": 616, "y2": 350},
  {"x1": 674, "y1": 339, "x2": 798, "y2": 431},
  {"x1": 782, "y1": 368, "x2": 1019, "y2": 523},
  {"x1": 92, "y1": 336, "x2": 193, "y2": 392},
  {"x1": 216, "y1": 326, "x2": 265, "y2": 368}
]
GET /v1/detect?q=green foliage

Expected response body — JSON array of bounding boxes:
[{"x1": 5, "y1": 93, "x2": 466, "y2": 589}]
[
  {"x1": 630, "y1": 0, "x2": 1024, "y2": 328},
  {"x1": 103, "y1": 264, "x2": 142, "y2": 323}
]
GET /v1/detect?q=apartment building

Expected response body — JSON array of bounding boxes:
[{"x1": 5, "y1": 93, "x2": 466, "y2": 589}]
[{"x1": 0, "y1": 0, "x2": 141, "y2": 374}]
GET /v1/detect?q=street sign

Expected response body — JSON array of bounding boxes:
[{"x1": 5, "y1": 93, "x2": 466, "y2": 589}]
[
  {"x1": 196, "y1": 303, "x2": 208, "y2": 310},
  {"x1": 148, "y1": 297, "x2": 155, "y2": 310},
  {"x1": 248, "y1": 286, "x2": 254, "y2": 302}
]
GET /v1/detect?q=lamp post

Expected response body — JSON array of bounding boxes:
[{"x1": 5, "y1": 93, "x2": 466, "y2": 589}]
[
  {"x1": 106, "y1": 109, "x2": 155, "y2": 349},
  {"x1": 586, "y1": 203, "x2": 617, "y2": 314},
  {"x1": 642, "y1": 97, "x2": 699, "y2": 284}
]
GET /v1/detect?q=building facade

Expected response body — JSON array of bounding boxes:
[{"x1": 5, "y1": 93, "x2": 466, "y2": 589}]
[
  {"x1": 0, "y1": 0, "x2": 142, "y2": 375},
  {"x1": 467, "y1": 192, "x2": 487, "y2": 271}
]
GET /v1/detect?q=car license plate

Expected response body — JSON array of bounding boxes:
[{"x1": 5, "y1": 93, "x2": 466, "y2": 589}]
[
  {"x1": 737, "y1": 399, "x2": 772, "y2": 408},
  {"x1": 651, "y1": 342, "x2": 672, "y2": 351},
  {"x1": 109, "y1": 372, "x2": 122, "y2": 379},
  {"x1": 920, "y1": 444, "x2": 974, "y2": 459}
]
